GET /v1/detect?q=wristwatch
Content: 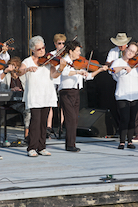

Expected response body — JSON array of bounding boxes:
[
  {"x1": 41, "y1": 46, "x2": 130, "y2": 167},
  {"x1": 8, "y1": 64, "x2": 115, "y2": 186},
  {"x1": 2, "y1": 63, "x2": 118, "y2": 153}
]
[
  {"x1": 57, "y1": 69, "x2": 62, "y2": 73},
  {"x1": 3, "y1": 70, "x2": 7, "y2": 75}
]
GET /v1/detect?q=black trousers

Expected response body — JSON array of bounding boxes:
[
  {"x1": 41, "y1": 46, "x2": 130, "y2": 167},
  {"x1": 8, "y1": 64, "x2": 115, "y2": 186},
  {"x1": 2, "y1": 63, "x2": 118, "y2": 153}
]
[
  {"x1": 117, "y1": 100, "x2": 138, "y2": 143},
  {"x1": 27, "y1": 107, "x2": 49, "y2": 152},
  {"x1": 59, "y1": 89, "x2": 80, "y2": 149}
]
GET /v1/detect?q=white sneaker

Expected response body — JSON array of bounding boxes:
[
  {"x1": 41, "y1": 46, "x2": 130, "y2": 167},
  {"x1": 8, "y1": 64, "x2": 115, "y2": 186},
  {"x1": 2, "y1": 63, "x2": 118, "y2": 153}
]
[
  {"x1": 27, "y1": 150, "x2": 38, "y2": 157},
  {"x1": 38, "y1": 149, "x2": 51, "y2": 156},
  {"x1": 0, "y1": 155, "x2": 3, "y2": 160}
]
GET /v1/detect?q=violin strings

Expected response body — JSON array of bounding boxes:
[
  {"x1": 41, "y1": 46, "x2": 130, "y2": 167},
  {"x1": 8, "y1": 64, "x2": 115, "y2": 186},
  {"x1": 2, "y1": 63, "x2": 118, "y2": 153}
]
[{"x1": 41, "y1": 47, "x2": 66, "y2": 67}]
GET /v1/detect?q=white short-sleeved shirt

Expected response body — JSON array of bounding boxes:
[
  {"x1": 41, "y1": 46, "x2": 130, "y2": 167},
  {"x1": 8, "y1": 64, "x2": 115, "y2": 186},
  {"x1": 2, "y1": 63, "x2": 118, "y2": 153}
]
[
  {"x1": 58, "y1": 54, "x2": 94, "y2": 91},
  {"x1": 111, "y1": 58, "x2": 138, "y2": 101},
  {"x1": 0, "y1": 52, "x2": 10, "y2": 63},
  {"x1": 106, "y1": 46, "x2": 120, "y2": 63},
  {"x1": 0, "y1": 52, "x2": 10, "y2": 81},
  {"x1": 22, "y1": 56, "x2": 57, "y2": 109}
]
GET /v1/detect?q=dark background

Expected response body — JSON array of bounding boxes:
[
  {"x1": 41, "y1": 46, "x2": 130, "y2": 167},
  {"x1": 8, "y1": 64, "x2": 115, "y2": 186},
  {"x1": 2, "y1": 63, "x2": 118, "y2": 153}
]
[{"x1": 0, "y1": 0, "x2": 138, "y2": 127}]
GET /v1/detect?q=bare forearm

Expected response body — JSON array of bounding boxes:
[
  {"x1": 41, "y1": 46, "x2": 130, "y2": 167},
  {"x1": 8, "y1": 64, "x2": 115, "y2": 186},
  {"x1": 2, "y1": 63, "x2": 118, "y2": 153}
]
[{"x1": 112, "y1": 67, "x2": 127, "y2": 73}]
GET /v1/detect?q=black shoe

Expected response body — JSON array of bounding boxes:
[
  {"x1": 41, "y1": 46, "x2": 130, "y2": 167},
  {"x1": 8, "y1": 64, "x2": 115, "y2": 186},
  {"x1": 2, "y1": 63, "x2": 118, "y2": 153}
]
[
  {"x1": 66, "y1": 146, "x2": 80, "y2": 152},
  {"x1": 127, "y1": 144, "x2": 136, "y2": 149},
  {"x1": 46, "y1": 127, "x2": 57, "y2": 139},
  {"x1": 118, "y1": 144, "x2": 124, "y2": 149}
]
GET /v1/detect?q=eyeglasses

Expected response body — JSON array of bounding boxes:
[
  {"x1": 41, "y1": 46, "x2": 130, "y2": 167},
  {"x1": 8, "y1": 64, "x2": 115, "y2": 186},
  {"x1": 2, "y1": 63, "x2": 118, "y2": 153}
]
[
  {"x1": 36, "y1": 46, "x2": 45, "y2": 51},
  {"x1": 57, "y1": 42, "x2": 65, "y2": 45},
  {"x1": 127, "y1": 48, "x2": 136, "y2": 55}
]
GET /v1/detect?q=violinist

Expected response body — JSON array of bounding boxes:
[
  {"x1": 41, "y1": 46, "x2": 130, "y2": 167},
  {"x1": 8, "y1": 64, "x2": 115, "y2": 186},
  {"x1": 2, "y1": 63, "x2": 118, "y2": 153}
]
[
  {"x1": 18, "y1": 35, "x2": 66, "y2": 157},
  {"x1": 0, "y1": 57, "x2": 31, "y2": 142},
  {"x1": 106, "y1": 33, "x2": 132, "y2": 67},
  {"x1": 58, "y1": 40, "x2": 108, "y2": 152},
  {"x1": 47, "y1": 33, "x2": 66, "y2": 138},
  {"x1": 110, "y1": 42, "x2": 138, "y2": 149}
]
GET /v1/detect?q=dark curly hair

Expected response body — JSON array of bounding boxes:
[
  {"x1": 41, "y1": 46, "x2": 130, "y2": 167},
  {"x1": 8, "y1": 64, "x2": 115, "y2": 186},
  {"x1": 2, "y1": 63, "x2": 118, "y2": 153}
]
[{"x1": 65, "y1": 40, "x2": 81, "y2": 53}]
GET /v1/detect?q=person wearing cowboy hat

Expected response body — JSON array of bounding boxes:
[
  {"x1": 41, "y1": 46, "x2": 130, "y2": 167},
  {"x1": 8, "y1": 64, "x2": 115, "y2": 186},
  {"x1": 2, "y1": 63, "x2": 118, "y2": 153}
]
[
  {"x1": 110, "y1": 41, "x2": 138, "y2": 149},
  {"x1": 106, "y1": 33, "x2": 132, "y2": 67}
]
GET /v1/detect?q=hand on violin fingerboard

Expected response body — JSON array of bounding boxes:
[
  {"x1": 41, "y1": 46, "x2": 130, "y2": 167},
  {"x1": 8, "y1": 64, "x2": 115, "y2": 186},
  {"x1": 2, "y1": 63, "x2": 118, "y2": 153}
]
[
  {"x1": 100, "y1": 65, "x2": 108, "y2": 71},
  {"x1": 2, "y1": 43, "x2": 9, "y2": 53},
  {"x1": 59, "y1": 58, "x2": 66, "y2": 72},
  {"x1": 5, "y1": 64, "x2": 15, "y2": 73}
]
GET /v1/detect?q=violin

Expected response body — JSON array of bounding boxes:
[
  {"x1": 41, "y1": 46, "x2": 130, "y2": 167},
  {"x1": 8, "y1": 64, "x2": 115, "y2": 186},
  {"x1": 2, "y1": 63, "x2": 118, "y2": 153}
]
[
  {"x1": 0, "y1": 59, "x2": 19, "y2": 73},
  {"x1": 73, "y1": 56, "x2": 114, "y2": 72},
  {"x1": 0, "y1": 38, "x2": 15, "y2": 53},
  {"x1": 38, "y1": 53, "x2": 73, "y2": 68},
  {"x1": 0, "y1": 60, "x2": 8, "y2": 70},
  {"x1": 38, "y1": 53, "x2": 114, "y2": 72},
  {"x1": 128, "y1": 54, "x2": 138, "y2": 68}
]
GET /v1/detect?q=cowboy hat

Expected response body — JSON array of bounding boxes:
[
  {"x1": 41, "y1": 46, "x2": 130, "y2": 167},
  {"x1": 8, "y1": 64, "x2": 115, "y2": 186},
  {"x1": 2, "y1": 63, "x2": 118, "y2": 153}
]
[{"x1": 110, "y1": 33, "x2": 132, "y2": 46}]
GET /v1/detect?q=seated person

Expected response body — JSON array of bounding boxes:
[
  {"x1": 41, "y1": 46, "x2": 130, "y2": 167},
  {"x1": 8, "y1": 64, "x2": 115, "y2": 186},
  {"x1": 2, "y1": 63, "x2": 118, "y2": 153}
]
[
  {"x1": 0, "y1": 56, "x2": 30, "y2": 141},
  {"x1": 0, "y1": 58, "x2": 15, "y2": 159}
]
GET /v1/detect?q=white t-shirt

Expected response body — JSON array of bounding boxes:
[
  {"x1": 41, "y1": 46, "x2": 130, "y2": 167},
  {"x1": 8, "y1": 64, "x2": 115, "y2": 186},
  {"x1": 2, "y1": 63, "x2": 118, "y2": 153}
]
[
  {"x1": 106, "y1": 46, "x2": 120, "y2": 63},
  {"x1": 58, "y1": 54, "x2": 94, "y2": 91},
  {"x1": 22, "y1": 56, "x2": 57, "y2": 109},
  {"x1": 111, "y1": 58, "x2": 138, "y2": 101}
]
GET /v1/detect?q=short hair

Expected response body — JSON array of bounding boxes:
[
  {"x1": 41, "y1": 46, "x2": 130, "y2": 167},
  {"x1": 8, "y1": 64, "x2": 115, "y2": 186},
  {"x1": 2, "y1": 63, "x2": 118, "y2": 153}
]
[
  {"x1": 8, "y1": 56, "x2": 22, "y2": 68},
  {"x1": 65, "y1": 40, "x2": 81, "y2": 53},
  {"x1": 128, "y1": 42, "x2": 138, "y2": 53},
  {"x1": 29, "y1": 35, "x2": 44, "y2": 50},
  {"x1": 53, "y1": 34, "x2": 66, "y2": 43}
]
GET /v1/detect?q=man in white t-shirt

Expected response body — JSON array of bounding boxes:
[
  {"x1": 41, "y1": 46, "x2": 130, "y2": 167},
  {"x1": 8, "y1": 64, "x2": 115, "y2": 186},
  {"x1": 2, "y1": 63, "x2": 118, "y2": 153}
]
[{"x1": 106, "y1": 33, "x2": 132, "y2": 67}]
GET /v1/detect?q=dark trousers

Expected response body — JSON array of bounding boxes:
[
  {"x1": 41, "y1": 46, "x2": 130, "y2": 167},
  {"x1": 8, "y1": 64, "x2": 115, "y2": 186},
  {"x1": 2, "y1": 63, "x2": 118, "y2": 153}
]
[
  {"x1": 59, "y1": 89, "x2": 80, "y2": 149},
  {"x1": 27, "y1": 107, "x2": 49, "y2": 152},
  {"x1": 135, "y1": 111, "x2": 138, "y2": 135},
  {"x1": 117, "y1": 100, "x2": 138, "y2": 143}
]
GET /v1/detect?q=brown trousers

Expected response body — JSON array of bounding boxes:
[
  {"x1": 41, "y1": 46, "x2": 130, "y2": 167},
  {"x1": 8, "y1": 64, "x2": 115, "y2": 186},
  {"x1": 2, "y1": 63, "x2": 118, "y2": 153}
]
[
  {"x1": 27, "y1": 107, "x2": 49, "y2": 152},
  {"x1": 59, "y1": 89, "x2": 80, "y2": 149}
]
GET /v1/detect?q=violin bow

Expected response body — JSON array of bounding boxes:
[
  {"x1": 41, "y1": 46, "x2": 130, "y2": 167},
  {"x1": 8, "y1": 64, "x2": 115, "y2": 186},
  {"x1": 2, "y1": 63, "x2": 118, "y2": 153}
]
[
  {"x1": 87, "y1": 51, "x2": 93, "y2": 72},
  {"x1": 40, "y1": 47, "x2": 66, "y2": 67},
  {"x1": 84, "y1": 51, "x2": 93, "y2": 81}
]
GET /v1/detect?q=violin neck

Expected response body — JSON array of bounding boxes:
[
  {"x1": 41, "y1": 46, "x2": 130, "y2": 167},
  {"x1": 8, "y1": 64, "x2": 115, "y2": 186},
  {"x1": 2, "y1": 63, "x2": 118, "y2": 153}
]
[
  {"x1": 5, "y1": 38, "x2": 14, "y2": 46},
  {"x1": 89, "y1": 62, "x2": 102, "y2": 68}
]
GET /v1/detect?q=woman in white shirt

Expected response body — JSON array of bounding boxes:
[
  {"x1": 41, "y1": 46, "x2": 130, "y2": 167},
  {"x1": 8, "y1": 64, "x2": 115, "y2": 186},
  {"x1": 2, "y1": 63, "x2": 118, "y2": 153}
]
[
  {"x1": 59, "y1": 40, "x2": 108, "y2": 152},
  {"x1": 19, "y1": 35, "x2": 66, "y2": 157},
  {"x1": 111, "y1": 42, "x2": 138, "y2": 149}
]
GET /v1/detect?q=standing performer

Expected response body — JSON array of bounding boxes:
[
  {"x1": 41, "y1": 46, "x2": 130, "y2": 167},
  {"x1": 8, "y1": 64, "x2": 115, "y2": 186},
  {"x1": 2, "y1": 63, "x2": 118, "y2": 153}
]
[
  {"x1": 105, "y1": 33, "x2": 132, "y2": 129},
  {"x1": 58, "y1": 40, "x2": 108, "y2": 152},
  {"x1": 18, "y1": 35, "x2": 66, "y2": 157},
  {"x1": 47, "y1": 33, "x2": 66, "y2": 137},
  {"x1": 110, "y1": 42, "x2": 138, "y2": 149},
  {"x1": 106, "y1": 33, "x2": 132, "y2": 67}
]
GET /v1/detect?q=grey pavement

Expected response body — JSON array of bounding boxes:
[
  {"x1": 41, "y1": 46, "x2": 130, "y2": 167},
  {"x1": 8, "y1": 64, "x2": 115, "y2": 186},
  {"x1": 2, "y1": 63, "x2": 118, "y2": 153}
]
[{"x1": 0, "y1": 126, "x2": 138, "y2": 201}]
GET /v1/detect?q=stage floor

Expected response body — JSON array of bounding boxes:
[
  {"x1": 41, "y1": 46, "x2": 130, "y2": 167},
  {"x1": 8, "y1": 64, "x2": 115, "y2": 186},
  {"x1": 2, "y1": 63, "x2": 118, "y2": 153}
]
[{"x1": 0, "y1": 127, "x2": 138, "y2": 206}]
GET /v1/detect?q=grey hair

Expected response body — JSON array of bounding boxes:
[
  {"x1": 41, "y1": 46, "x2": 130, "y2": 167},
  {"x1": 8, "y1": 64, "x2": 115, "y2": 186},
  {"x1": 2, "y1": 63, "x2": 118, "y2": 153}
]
[{"x1": 29, "y1": 35, "x2": 44, "y2": 50}]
